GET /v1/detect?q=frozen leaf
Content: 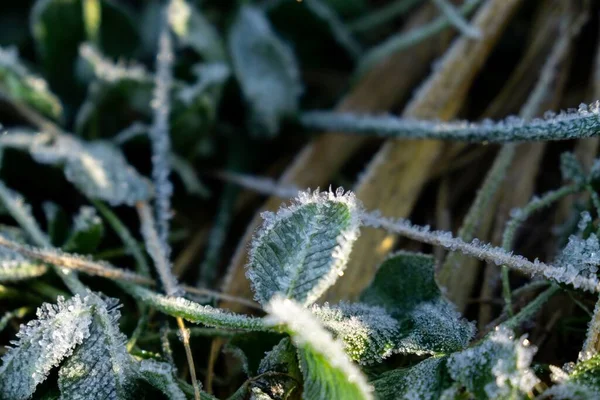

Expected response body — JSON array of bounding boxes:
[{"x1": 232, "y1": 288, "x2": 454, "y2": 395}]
[
  {"x1": 6, "y1": 131, "x2": 152, "y2": 206},
  {"x1": 168, "y1": 0, "x2": 225, "y2": 61},
  {"x1": 0, "y1": 45, "x2": 62, "y2": 119},
  {"x1": 138, "y1": 359, "x2": 186, "y2": 400},
  {"x1": 447, "y1": 326, "x2": 539, "y2": 400},
  {"x1": 560, "y1": 152, "x2": 586, "y2": 184},
  {"x1": 58, "y1": 294, "x2": 136, "y2": 399},
  {"x1": 247, "y1": 188, "x2": 361, "y2": 306},
  {"x1": 265, "y1": 297, "x2": 373, "y2": 400},
  {"x1": 372, "y1": 357, "x2": 452, "y2": 400},
  {"x1": 0, "y1": 295, "x2": 93, "y2": 399},
  {"x1": 360, "y1": 251, "x2": 474, "y2": 354},
  {"x1": 311, "y1": 302, "x2": 400, "y2": 364},
  {"x1": 228, "y1": 5, "x2": 302, "y2": 137},
  {"x1": 63, "y1": 206, "x2": 104, "y2": 253}
]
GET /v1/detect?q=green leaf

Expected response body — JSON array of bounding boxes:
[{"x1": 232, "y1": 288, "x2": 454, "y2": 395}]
[
  {"x1": 360, "y1": 251, "x2": 474, "y2": 355},
  {"x1": 138, "y1": 359, "x2": 186, "y2": 400},
  {"x1": 58, "y1": 294, "x2": 137, "y2": 399},
  {"x1": 0, "y1": 295, "x2": 93, "y2": 399},
  {"x1": 168, "y1": 0, "x2": 225, "y2": 61},
  {"x1": 265, "y1": 297, "x2": 374, "y2": 400},
  {"x1": 372, "y1": 357, "x2": 453, "y2": 400},
  {"x1": 63, "y1": 206, "x2": 104, "y2": 253},
  {"x1": 311, "y1": 302, "x2": 400, "y2": 365},
  {"x1": 542, "y1": 354, "x2": 600, "y2": 399},
  {"x1": 0, "y1": 46, "x2": 62, "y2": 119},
  {"x1": 228, "y1": 5, "x2": 302, "y2": 137},
  {"x1": 446, "y1": 326, "x2": 539, "y2": 400},
  {"x1": 247, "y1": 189, "x2": 361, "y2": 306}
]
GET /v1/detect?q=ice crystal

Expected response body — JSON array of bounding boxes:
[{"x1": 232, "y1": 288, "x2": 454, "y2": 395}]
[{"x1": 139, "y1": 359, "x2": 186, "y2": 400}]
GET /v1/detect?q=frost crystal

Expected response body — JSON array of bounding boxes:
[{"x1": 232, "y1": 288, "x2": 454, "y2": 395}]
[
  {"x1": 264, "y1": 297, "x2": 374, "y2": 399},
  {"x1": 247, "y1": 188, "x2": 362, "y2": 306},
  {"x1": 311, "y1": 302, "x2": 400, "y2": 364},
  {"x1": 447, "y1": 326, "x2": 539, "y2": 399},
  {"x1": 0, "y1": 295, "x2": 92, "y2": 399}
]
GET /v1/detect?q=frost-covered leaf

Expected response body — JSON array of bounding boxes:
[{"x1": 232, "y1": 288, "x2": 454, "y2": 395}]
[
  {"x1": 1, "y1": 131, "x2": 152, "y2": 206},
  {"x1": 0, "y1": 295, "x2": 93, "y2": 399},
  {"x1": 447, "y1": 326, "x2": 539, "y2": 400},
  {"x1": 0, "y1": 45, "x2": 62, "y2": 119},
  {"x1": 138, "y1": 359, "x2": 186, "y2": 400},
  {"x1": 311, "y1": 302, "x2": 399, "y2": 364},
  {"x1": 265, "y1": 297, "x2": 374, "y2": 400},
  {"x1": 560, "y1": 152, "x2": 586, "y2": 184},
  {"x1": 228, "y1": 5, "x2": 302, "y2": 137},
  {"x1": 58, "y1": 294, "x2": 137, "y2": 399},
  {"x1": 168, "y1": 0, "x2": 225, "y2": 61},
  {"x1": 63, "y1": 206, "x2": 104, "y2": 253},
  {"x1": 372, "y1": 357, "x2": 452, "y2": 400},
  {"x1": 360, "y1": 251, "x2": 474, "y2": 354},
  {"x1": 227, "y1": 332, "x2": 286, "y2": 377},
  {"x1": 247, "y1": 188, "x2": 361, "y2": 307}
]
